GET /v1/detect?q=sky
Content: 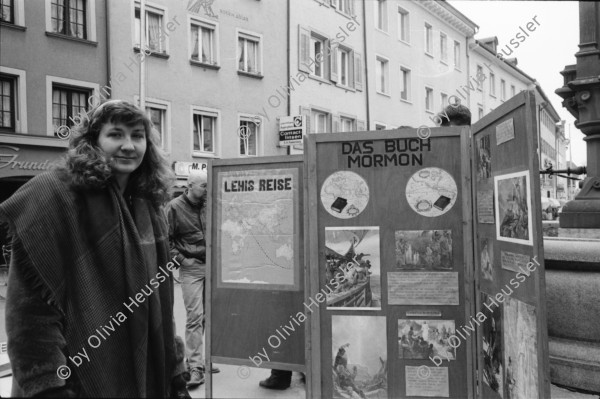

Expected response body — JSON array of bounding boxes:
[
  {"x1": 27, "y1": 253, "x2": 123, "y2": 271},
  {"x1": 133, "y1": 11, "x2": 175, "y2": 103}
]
[{"x1": 448, "y1": 1, "x2": 585, "y2": 166}]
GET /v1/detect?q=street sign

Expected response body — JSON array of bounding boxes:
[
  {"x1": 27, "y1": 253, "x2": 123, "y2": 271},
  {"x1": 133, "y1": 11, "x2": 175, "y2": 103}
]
[{"x1": 279, "y1": 116, "x2": 306, "y2": 146}]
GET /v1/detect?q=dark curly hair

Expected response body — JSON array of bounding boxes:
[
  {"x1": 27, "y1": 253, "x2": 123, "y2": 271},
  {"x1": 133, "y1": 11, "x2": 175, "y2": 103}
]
[{"x1": 63, "y1": 100, "x2": 174, "y2": 207}]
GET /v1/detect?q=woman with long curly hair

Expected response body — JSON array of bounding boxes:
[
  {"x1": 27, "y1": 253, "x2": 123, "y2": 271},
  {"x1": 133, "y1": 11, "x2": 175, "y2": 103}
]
[{"x1": 0, "y1": 100, "x2": 190, "y2": 398}]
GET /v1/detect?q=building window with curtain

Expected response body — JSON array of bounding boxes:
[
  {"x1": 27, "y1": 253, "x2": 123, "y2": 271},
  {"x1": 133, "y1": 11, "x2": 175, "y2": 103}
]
[
  {"x1": 454, "y1": 41, "x2": 461, "y2": 69},
  {"x1": 239, "y1": 119, "x2": 258, "y2": 156},
  {"x1": 375, "y1": 0, "x2": 387, "y2": 32},
  {"x1": 145, "y1": 106, "x2": 165, "y2": 148},
  {"x1": 310, "y1": 35, "x2": 326, "y2": 78},
  {"x1": 52, "y1": 85, "x2": 90, "y2": 135},
  {"x1": 193, "y1": 112, "x2": 216, "y2": 154},
  {"x1": 1, "y1": 0, "x2": 14, "y2": 24},
  {"x1": 0, "y1": 74, "x2": 15, "y2": 131},
  {"x1": 400, "y1": 67, "x2": 410, "y2": 101},
  {"x1": 51, "y1": 0, "x2": 87, "y2": 39},
  {"x1": 190, "y1": 22, "x2": 216, "y2": 65},
  {"x1": 311, "y1": 109, "x2": 329, "y2": 133},
  {"x1": 397, "y1": 7, "x2": 409, "y2": 43},
  {"x1": 424, "y1": 23, "x2": 433, "y2": 55},
  {"x1": 135, "y1": 7, "x2": 165, "y2": 53},
  {"x1": 340, "y1": 116, "x2": 355, "y2": 132},
  {"x1": 425, "y1": 87, "x2": 433, "y2": 112},
  {"x1": 440, "y1": 32, "x2": 447, "y2": 63},
  {"x1": 238, "y1": 32, "x2": 261, "y2": 75},
  {"x1": 376, "y1": 56, "x2": 389, "y2": 95}
]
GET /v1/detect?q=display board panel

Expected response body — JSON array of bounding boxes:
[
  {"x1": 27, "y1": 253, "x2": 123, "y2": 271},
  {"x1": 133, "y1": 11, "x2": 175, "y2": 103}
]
[
  {"x1": 471, "y1": 91, "x2": 550, "y2": 399},
  {"x1": 207, "y1": 156, "x2": 306, "y2": 397},
  {"x1": 306, "y1": 128, "x2": 475, "y2": 399}
]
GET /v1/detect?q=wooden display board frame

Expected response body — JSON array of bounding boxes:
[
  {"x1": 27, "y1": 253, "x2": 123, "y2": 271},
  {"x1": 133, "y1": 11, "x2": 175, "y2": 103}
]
[
  {"x1": 206, "y1": 155, "x2": 307, "y2": 398},
  {"x1": 305, "y1": 127, "x2": 476, "y2": 398},
  {"x1": 471, "y1": 91, "x2": 550, "y2": 399}
]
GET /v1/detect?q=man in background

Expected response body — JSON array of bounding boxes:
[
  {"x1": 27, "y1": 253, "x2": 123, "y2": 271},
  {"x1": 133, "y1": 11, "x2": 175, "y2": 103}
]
[{"x1": 166, "y1": 171, "x2": 219, "y2": 388}]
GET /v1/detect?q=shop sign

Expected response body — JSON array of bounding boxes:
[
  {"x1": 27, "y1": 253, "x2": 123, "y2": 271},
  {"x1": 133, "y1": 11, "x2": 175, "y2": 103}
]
[
  {"x1": 0, "y1": 145, "x2": 59, "y2": 171},
  {"x1": 279, "y1": 116, "x2": 305, "y2": 146},
  {"x1": 173, "y1": 161, "x2": 208, "y2": 177}
]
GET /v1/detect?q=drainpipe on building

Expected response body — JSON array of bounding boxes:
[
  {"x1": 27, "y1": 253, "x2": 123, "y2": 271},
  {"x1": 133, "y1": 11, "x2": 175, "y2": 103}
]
[
  {"x1": 139, "y1": 0, "x2": 146, "y2": 109},
  {"x1": 362, "y1": 0, "x2": 369, "y2": 129},
  {"x1": 105, "y1": 0, "x2": 111, "y2": 98}
]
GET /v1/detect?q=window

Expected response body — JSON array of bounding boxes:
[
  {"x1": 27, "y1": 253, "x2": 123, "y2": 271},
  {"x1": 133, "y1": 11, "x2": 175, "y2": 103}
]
[
  {"x1": 425, "y1": 87, "x2": 433, "y2": 112},
  {"x1": 489, "y1": 72, "x2": 496, "y2": 96},
  {"x1": 190, "y1": 20, "x2": 217, "y2": 65},
  {"x1": 440, "y1": 93, "x2": 448, "y2": 109},
  {"x1": 238, "y1": 31, "x2": 262, "y2": 74},
  {"x1": 51, "y1": 0, "x2": 87, "y2": 39},
  {"x1": 424, "y1": 23, "x2": 433, "y2": 55},
  {"x1": 400, "y1": 67, "x2": 411, "y2": 101},
  {"x1": 478, "y1": 105, "x2": 484, "y2": 120},
  {"x1": 501, "y1": 79, "x2": 506, "y2": 100},
  {"x1": 477, "y1": 65, "x2": 483, "y2": 90},
  {"x1": 1, "y1": 0, "x2": 14, "y2": 23},
  {"x1": 135, "y1": 6, "x2": 165, "y2": 53},
  {"x1": 334, "y1": 0, "x2": 352, "y2": 15},
  {"x1": 397, "y1": 7, "x2": 409, "y2": 42},
  {"x1": 511, "y1": 84, "x2": 516, "y2": 97},
  {"x1": 453, "y1": 41, "x2": 460, "y2": 69},
  {"x1": 310, "y1": 35, "x2": 326, "y2": 78},
  {"x1": 239, "y1": 118, "x2": 259, "y2": 156},
  {"x1": 375, "y1": 0, "x2": 387, "y2": 32},
  {"x1": 192, "y1": 112, "x2": 216, "y2": 154},
  {"x1": 145, "y1": 106, "x2": 166, "y2": 148},
  {"x1": 52, "y1": 85, "x2": 90, "y2": 136},
  {"x1": 340, "y1": 116, "x2": 355, "y2": 132},
  {"x1": 338, "y1": 48, "x2": 351, "y2": 87},
  {"x1": 0, "y1": 74, "x2": 15, "y2": 131},
  {"x1": 311, "y1": 109, "x2": 329, "y2": 133},
  {"x1": 376, "y1": 56, "x2": 389, "y2": 95},
  {"x1": 440, "y1": 32, "x2": 447, "y2": 63}
]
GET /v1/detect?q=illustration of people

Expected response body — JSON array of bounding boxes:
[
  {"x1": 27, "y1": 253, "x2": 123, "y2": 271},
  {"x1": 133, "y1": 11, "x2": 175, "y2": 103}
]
[
  {"x1": 479, "y1": 144, "x2": 491, "y2": 179},
  {"x1": 481, "y1": 239, "x2": 493, "y2": 280},
  {"x1": 333, "y1": 344, "x2": 366, "y2": 399}
]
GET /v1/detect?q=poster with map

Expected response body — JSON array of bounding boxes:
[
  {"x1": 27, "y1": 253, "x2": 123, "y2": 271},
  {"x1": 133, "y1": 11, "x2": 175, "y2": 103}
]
[
  {"x1": 217, "y1": 168, "x2": 299, "y2": 290},
  {"x1": 321, "y1": 171, "x2": 370, "y2": 219},
  {"x1": 405, "y1": 167, "x2": 458, "y2": 217}
]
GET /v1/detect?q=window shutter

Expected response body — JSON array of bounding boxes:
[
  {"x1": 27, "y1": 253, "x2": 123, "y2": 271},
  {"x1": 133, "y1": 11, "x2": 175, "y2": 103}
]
[
  {"x1": 330, "y1": 0, "x2": 338, "y2": 8},
  {"x1": 332, "y1": 115, "x2": 340, "y2": 133},
  {"x1": 300, "y1": 106, "x2": 311, "y2": 134},
  {"x1": 350, "y1": 0, "x2": 355, "y2": 16},
  {"x1": 354, "y1": 51, "x2": 363, "y2": 91},
  {"x1": 329, "y1": 41, "x2": 338, "y2": 83},
  {"x1": 299, "y1": 26, "x2": 311, "y2": 73},
  {"x1": 357, "y1": 120, "x2": 366, "y2": 131}
]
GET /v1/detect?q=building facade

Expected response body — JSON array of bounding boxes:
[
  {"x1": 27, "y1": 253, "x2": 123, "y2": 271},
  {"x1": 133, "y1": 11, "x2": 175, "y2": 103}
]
[
  {"x1": 468, "y1": 38, "x2": 534, "y2": 123},
  {"x1": 0, "y1": 0, "x2": 108, "y2": 216},
  {"x1": 106, "y1": 0, "x2": 289, "y2": 185},
  {"x1": 364, "y1": 0, "x2": 477, "y2": 129},
  {"x1": 288, "y1": 0, "x2": 367, "y2": 149}
]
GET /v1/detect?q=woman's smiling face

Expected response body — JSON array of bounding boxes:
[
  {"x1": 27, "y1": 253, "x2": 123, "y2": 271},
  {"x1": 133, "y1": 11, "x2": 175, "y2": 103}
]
[{"x1": 97, "y1": 122, "x2": 147, "y2": 179}]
